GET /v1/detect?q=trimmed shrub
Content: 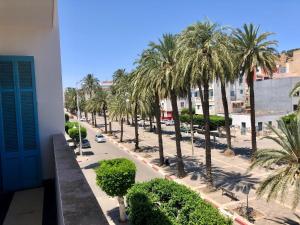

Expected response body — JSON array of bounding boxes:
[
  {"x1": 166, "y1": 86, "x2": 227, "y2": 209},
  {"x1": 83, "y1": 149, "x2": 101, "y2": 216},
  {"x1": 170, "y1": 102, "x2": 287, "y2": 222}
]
[
  {"x1": 64, "y1": 121, "x2": 79, "y2": 134},
  {"x1": 282, "y1": 113, "x2": 296, "y2": 124},
  {"x1": 180, "y1": 107, "x2": 195, "y2": 115},
  {"x1": 96, "y1": 158, "x2": 136, "y2": 222},
  {"x1": 68, "y1": 126, "x2": 87, "y2": 141},
  {"x1": 65, "y1": 113, "x2": 70, "y2": 122},
  {"x1": 179, "y1": 114, "x2": 232, "y2": 130},
  {"x1": 126, "y1": 179, "x2": 232, "y2": 225},
  {"x1": 96, "y1": 158, "x2": 136, "y2": 197}
]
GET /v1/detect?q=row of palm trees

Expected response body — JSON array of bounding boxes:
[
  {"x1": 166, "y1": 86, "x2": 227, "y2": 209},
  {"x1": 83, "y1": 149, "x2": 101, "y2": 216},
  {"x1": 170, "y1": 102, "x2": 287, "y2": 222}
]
[
  {"x1": 64, "y1": 74, "x2": 109, "y2": 131},
  {"x1": 65, "y1": 20, "x2": 278, "y2": 188},
  {"x1": 109, "y1": 21, "x2": 278, "y2": 186}
]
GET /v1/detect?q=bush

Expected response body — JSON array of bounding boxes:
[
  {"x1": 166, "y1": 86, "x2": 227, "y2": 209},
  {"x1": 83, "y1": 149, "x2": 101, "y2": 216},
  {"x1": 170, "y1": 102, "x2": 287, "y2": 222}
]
[
  {"x1": 180, "y1": 107, "x2": 195, "y2": 115},
  {"x1": 68, "y1": 126, "x2": 87, "y2": 141},
  {"x1": 126, "y1": 179, "x2": 232, "y2": 225},
  {"x1": 65, "y1": 113, "x2": 70, "y2": 122},
  {"x1": 282, "y1": 113, "x2": 296, "y2": 124},
  {"x1": 64, "y1": 121, "x2": 79, "y2": 134},
  {"x1": 179, "y1": 114, "x2": 232, "y2": 130},
  {"x1": 96, "y1": 158, "x2": 136, "y2": 197}
]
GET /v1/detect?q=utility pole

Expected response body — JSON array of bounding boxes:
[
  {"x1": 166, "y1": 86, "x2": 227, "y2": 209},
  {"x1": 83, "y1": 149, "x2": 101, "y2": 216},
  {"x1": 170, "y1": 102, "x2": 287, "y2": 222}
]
[{"x1": 76, "y1": 83, "x2": 82, "y2": 156}]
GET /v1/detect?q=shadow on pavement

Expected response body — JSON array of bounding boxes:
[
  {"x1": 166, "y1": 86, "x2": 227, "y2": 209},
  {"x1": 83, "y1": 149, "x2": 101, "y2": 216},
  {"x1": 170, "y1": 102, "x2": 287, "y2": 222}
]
[{"x1": 265, "y1": 214, "x2": 300, "y2": 225}]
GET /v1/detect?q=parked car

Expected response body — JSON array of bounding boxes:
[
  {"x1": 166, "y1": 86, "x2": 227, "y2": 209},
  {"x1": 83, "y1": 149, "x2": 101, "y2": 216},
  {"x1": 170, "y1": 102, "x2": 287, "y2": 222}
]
[
  {"x1": 165, "y1": 120, "x2": 175, "y2": 126},
  {"x1": 95, "y1": 134, "x2": 106, "y2": 143},
  {"x1": 81, "y1": 139, "x2": 91, "y2": 148},
  {"x1": 160, "y1": 119, "x2": 168, "y2": 124},
  {"x1": 80, "y1": 117, "x2": 87, "y2": 122}
]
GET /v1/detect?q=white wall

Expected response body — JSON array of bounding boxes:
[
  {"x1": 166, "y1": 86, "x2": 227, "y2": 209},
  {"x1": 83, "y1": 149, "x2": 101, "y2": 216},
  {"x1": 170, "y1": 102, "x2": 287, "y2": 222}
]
[
  {"x1": 231, "y1": 113, "x2": 283, "y2": 130},
  {"x1": 0, "y1": 2, "x2": 64, "y2": 179}
]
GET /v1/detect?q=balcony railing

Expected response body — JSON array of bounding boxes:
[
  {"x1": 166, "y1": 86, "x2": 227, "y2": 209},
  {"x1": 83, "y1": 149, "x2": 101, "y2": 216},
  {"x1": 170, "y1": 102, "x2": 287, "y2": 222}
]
[{"x1": 53, "y1": 134, "x2": 109, "y2": 225}]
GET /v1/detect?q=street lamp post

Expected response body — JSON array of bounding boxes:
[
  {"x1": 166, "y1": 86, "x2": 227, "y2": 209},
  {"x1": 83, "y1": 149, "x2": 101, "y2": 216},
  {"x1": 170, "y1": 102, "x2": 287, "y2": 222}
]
[{"x1": 76, "y1": 82, "x2": 82, "y2": 156}]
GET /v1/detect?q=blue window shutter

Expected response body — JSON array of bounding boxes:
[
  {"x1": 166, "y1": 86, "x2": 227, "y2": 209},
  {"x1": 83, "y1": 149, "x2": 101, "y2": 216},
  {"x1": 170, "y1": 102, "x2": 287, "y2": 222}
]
[
  {"x1": 0, "y1": 62, "x2": 14, "y2": 89},
  {"x1": 1, "y1": 92, "x2": 18, "y2": 152},
  {"x1": 18, "y1": 61, "x2": 33, "y2": 88},
  {"x1": 20, "y1": 92, "x2": 37, "y2": 150}
]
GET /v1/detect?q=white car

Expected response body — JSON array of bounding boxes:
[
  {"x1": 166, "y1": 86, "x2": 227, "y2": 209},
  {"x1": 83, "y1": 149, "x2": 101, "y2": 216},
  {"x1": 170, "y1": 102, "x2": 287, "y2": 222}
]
[
  {"x1": 165, "y1": 120, "x2": 175, "y2": 126},
  {"x1": 95, "y1": 134, "x2": 106, "y2": 143},
  {"x1": 80, "y1": 117, "x2": 87, "y2": 122}
]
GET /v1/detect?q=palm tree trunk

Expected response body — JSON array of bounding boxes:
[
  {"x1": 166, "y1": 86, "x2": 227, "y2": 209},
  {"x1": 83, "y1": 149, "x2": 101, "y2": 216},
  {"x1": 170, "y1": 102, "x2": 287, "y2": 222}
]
[
  {"x1": 249, "y1": 72, "x2": 257, "y2": 156},
  {"x1": 126, "y1": 113, "x2": 130, "y2": 125},
  {"x1": 120, "y1": 118, "x2": 124, "y2": 142},
  {"x1": 103, "y1": 106, "x2": 107, "y2": 133},
  {"x1": 94, "y1": 112, "x2": 97, "y2": 127},
  {"x1": 149, "y1": 117, "x2": 153, "y2": 132},
  {"x1": 109, "y1": 121, "x2": 112, "y2": 134},
  {"x1": 84, "y1": 111, "x2": 88, "y2": 120},
  {"x1": 187, "y1": 84, "x2": 195, "y2": 156},
  {"x1": 91, "y1": 112, "x2": 95, "y2": 126},
  {"x1": 134, "y1": 102, "x2": 139, "y2": 150},
  {"x1": 170, "y1": 90, "x2": 185, "y2": 177},
  {"x1": 154, "y1": 93, "x2": 164, "y2": 166},
  {"x1": 203, "y1": 80, "x2": 213, "y2": 187},
  {"x1": 220, "y1": 80, "x2": 232, "y2": 149}
]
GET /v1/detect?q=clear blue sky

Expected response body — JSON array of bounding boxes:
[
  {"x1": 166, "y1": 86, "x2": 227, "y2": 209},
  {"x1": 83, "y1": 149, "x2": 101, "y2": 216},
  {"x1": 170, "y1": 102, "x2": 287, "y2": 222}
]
[{"x1": 59, "y1": 0, "x2": 300, "y2": 88}]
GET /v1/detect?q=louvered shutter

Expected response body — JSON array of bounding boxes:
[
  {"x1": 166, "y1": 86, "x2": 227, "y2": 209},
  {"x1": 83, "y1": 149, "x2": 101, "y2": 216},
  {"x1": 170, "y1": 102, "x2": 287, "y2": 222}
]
[{"x1": 0, "y1": 57, "x2": 41, "y2": 191}]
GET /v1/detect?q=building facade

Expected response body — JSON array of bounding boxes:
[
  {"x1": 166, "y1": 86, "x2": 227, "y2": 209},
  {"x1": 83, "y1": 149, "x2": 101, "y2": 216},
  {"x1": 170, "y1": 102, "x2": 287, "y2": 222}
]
[{"x1": 0, "y1": 0, "x2": 64, "y2": 191}]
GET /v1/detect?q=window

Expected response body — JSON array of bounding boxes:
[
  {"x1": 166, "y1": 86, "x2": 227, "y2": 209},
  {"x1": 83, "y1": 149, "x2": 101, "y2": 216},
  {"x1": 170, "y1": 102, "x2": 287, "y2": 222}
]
[
  {"x1": 230, "y1": 91, "x2": 235, "y2": 97},
  {"x1": 279, "y1": 66, "x2": 287, "y2": 73},
  {"x1": 197, "y1": 105, "x2": 200, "y2": 110},
  {"x1": 209, "y1": 89, "x2": 213, "y2": 98},
  {"x1": 294, "y1": 104, "x2": 298, "y2": 111},
  {"x1": 239, "y1": 76, "x2": 243, "y2": 85},
  {"x1": 240, "y1": 89, "x2": 243, "y2": 94},
  {"x1": 258, "y1": 122, "x2": 263, "y2": 131},
  {"x1": 180, "y1": 102, "x2": 184, "y2": 108},
  {"x1": 194, "y1": 91, "x2": 198, "y2": 97},
  {"x1": 268, "y1": 121, "x2": 272, "y2": 126}
]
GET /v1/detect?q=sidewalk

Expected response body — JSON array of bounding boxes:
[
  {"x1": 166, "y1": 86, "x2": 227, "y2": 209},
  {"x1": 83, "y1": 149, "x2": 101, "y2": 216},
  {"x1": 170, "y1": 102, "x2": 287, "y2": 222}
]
[{"x1": 90, "y1": 116, "x2": 300, "y2": 225}]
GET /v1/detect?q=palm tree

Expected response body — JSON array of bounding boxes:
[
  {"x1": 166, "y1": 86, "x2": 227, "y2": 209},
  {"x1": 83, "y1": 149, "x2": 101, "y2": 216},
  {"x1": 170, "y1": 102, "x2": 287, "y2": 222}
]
[
  {"x1": 177, "y1": 21, "x2": 230, "y2": 186},
  {"x1": 215, "y1": 34, "x2": 236, "y2": 151},
  {"x1": 149, "y1": 34, "x2": 186, "y2": 177},
  {"x1": 133, "y1": 49, "x2": 165, "y2": 165},
  {"x1": 64, "y1": 87, "x2": 77, "y2": 114},
  {"x1": 108, "y1": 95, "x2": 128, "y2": 142},
  {"x1": 250, "y1": 119, "x2": 300, "y2": 209},
  {"x1": 233, "y1": 23, "x2": 278, "y2": 156},
  {"x1": 81, "y1": 74, "x2": 100, "y2": 125}
]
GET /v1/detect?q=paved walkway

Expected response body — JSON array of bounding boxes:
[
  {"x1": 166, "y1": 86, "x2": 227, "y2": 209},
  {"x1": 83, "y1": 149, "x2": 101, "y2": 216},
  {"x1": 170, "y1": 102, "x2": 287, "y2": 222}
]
[{"x1": 92, "y1": 116, "x2": 300, "y2": 225}]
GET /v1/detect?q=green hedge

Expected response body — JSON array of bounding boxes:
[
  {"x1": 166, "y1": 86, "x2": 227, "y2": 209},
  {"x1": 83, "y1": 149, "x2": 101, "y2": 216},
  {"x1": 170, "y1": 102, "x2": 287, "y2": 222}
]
[
  {"x1": 96, "y1": 158, "x2": 136, "y2": 197},
  {"x1": 180, "y1": 107, "x2": 195, "y2": 115},
  {"x1": 282, "y1": 113, "x2": 296, "y2": 124},
  {"x1": 126, "y1": 179, "x2": 232, "y2": 225},
  {"x1": 68, "y1": 126, "x2": 87, "y2": 141},
  {"x1": 180, "y1": 114, "x2": 231, "y2": 130}
]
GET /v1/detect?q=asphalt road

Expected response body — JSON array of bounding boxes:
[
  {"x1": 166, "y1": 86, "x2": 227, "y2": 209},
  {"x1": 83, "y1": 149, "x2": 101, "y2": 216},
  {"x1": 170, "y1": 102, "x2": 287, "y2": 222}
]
[{"x1": 78, "y1": 122, "x2": 162, "y2": 225}]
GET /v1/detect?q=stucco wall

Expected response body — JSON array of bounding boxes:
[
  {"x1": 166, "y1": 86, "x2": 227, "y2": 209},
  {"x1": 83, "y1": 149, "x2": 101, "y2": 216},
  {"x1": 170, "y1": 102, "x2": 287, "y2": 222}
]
[
  {"x1": 0, "y1": 2, "x2": 64, "y2": 179},
  {"x1": 254, "y1": 77, "x2": 300, "y2": 114}
]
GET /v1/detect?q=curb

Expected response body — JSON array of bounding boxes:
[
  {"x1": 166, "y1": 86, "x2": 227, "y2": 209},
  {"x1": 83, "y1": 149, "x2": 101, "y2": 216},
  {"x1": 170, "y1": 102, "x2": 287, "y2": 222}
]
[{"x1": 98, "y1": 127, "x2": 252, "y2": 225}]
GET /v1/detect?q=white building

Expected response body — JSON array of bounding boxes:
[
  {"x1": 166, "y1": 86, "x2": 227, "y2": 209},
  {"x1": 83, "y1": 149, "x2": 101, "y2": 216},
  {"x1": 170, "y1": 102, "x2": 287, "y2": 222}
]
[
  {"x1": 0, "y1": 0, "x2": 64, "y2": 191},
  {"x1": 231, "y1": 75, "x2": 300, "y2": 131}
]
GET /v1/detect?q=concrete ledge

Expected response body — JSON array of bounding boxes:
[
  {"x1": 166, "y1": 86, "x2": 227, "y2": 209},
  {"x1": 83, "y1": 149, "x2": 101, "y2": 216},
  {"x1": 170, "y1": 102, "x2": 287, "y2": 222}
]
[{"x1": 53, "y1": 134, "x2": 109, "y2": 225}]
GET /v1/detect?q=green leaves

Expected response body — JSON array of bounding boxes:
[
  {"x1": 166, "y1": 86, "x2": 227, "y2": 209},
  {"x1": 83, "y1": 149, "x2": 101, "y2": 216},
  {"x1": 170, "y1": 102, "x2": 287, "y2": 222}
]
[
  {"x1": 96, "y1": 158, "x2": 136, "y2": 197},
  {"x1": 250, "y1": 119, "x2": 300, "y2": 209},
  {"x1": 126, "y1": 179, "x2": 232, "y2": 225}
]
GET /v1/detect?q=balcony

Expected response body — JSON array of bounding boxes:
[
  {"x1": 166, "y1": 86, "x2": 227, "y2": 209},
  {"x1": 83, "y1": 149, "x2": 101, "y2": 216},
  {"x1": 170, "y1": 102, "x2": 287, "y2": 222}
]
[{"x1": 53, "y1": 134, "x2": 109, "y2": 225}]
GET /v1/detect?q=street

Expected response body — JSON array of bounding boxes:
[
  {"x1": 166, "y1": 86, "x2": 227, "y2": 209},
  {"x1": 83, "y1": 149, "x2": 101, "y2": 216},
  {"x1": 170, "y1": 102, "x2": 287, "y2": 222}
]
[{"x1": 77, "y1": 122, "x2": 163, "y2": 225}]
